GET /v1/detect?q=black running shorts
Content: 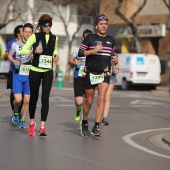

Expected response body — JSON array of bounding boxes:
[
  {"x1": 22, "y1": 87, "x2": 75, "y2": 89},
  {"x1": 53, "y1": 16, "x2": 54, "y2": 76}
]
[
  {"x1": 6, "y1": 71, "x2": 13, "y2": 89},
  {"x1": 84, "y1": 72, "x2": 110, "y2": 89},
  {"x1": 74, "y1": 77, "x2": 85, "y2": 97}
]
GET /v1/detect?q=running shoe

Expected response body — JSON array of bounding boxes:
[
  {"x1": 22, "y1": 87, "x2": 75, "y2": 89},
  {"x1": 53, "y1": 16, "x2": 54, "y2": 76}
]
[
  {"x1": 81, "y1": 123, "x2": 89, "y2": 137},
  {"x1": 18, "y1": 112, "x2": 22, "y2": 122},
  {"x1": 101, "y1": 118, "x2": 109, "y2": 126},
  {"x1": 74, "y1": 109, "x2": 81, "y2": 121},
  {"x1": 11, "y1": 113, "x2": 20, "y2": 125},
  {"x1": 91, "y1": 125, "x2": 101, "y2": 137},
  {"x1": 28, "y1": 122, "x2": 36, "y2": 136},
  {"x1": 38, "y1": 126, "x2": 47, "y2": 136},
  {"x1": 19, "y1": 120, "x2": 26, "y2": 128}
]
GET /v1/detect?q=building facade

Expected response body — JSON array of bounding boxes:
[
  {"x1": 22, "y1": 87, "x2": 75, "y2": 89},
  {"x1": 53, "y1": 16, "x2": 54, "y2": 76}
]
[{"x1": 100, "y1": 0, "x2": 170, "y2": 85}]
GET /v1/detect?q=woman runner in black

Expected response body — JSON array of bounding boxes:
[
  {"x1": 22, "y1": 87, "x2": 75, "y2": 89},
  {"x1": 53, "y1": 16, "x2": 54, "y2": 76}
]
[
  {"x1": 78, "y1": 14, "x2": 118, "y2": 137},
  {"x1": 20, "y1": 14, "x2": 59, "y2": 136}
]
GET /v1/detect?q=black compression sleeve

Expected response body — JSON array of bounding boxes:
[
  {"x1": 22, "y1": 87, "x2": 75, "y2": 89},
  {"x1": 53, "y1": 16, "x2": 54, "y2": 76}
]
[{"x1": 78, "y1": 49, "x2": 84, "y2": 57}]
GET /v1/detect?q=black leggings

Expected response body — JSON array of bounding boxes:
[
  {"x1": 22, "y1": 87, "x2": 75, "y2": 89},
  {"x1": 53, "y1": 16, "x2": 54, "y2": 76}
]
[{"x1": 29, "y1": 70, "x2": 53, "y2": 122}]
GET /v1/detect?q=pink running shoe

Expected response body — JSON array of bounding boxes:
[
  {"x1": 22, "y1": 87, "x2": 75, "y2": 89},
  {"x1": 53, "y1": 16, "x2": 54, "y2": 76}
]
[{"x1": 28, "y1": 122, "x2": 36, "y2": 136}]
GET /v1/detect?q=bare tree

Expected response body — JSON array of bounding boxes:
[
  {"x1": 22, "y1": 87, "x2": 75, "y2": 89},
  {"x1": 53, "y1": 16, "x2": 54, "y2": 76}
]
[
  {"x1": 163, "y1": 0, "x2": 170, "y2": 31},
  {"x1": 115, "y1": 0, "x2": 147, "y2": 53},
  {"x1": 50, "y1": 0, "x2": 99, "y2": 81},
  {"x1": 0, "y1": 0, "x2": 51, "y2": 29},
  {"x1": 0, "y1": 0, "x2": 23, "y2": 29},
  {"x1": 0, "y1": 0, "x2": 99, "y2": 80},
  {"x1": 163, "y1": 0, "x2": 170, "y2": 8}
]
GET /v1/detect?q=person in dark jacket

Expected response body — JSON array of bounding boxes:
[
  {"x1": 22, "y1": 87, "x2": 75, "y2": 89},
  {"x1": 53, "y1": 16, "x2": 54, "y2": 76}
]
[{"x1": 20, "y1": 14, "x2": 59, "y2": 136}]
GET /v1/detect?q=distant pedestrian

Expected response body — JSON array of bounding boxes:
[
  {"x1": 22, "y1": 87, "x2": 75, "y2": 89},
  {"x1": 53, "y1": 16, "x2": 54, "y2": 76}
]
[{"x1": 20, "y1": 14, "x2": 59, "y2": 136}]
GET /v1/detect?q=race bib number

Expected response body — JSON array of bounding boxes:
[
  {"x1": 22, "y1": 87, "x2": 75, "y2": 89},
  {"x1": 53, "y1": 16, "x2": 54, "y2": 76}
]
[
  {"x1": 19, "y1": 65, "x2": 31, "y2": 75},
  {"x1": 39, "y1": 55, "x2": 52, "y2": 68},
  {"x1": 78, "y1": 66, "x2": 85, "y2": 77},
  {"x1": 90, "y1": 73, "x2": 104, "y2": 85}
]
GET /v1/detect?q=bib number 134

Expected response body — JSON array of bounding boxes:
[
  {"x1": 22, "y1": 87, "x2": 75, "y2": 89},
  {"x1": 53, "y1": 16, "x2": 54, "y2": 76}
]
[{"x1": 39, "y1": 55, "x2": 52, "y2": 68}]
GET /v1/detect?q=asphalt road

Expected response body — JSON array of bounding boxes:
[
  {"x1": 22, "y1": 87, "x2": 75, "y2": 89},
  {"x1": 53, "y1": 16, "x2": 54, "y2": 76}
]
[{"x1": 0, "y1": 77, "x2": 170, "y2": 170}]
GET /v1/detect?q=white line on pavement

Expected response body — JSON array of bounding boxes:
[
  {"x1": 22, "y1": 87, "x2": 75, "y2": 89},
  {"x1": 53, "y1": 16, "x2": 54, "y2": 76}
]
[
  {"x1": 122, "y1": 128, "x2": 170, "y2": 159},
  {"x1": 130, "y1": 105, "x2": 152, "y2": 107},
  {"x1": 50, "y1": 96, "x2": 72, "y2": 102},
  {"x1": 130, "y1": 100, "x2": 165, "y2": 105}
]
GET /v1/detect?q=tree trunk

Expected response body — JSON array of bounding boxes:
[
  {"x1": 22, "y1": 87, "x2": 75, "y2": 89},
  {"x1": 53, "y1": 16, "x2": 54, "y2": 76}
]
[
  {"x1": 134, "y1": 37, "x2": 142, "y2": 53},
  {"x1": 132, "y1": 30, "x2": 142, "y2": 53},
  {"x1": 64, "y1": 41, "x2": 72, "y2": 82}
]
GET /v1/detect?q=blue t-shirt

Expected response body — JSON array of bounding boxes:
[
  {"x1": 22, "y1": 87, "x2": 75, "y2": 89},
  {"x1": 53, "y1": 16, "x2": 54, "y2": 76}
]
[{"x1": 6, "y1": 39, "x2": 17, "y2": 71}]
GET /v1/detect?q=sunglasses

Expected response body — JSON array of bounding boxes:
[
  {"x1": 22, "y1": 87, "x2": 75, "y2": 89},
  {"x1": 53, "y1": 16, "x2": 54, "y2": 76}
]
[
  {"x1": 42, "y1": 23, "x2": 52, "y2": 27},
  {"x1": 97, "y1": 15, "x2": 108, "y2": 21}
]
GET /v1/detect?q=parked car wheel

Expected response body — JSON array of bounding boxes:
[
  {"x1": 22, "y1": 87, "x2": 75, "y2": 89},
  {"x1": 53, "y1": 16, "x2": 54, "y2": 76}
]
[{"x1": 121, "y1": 79, "x2": 129, "y2": 90}]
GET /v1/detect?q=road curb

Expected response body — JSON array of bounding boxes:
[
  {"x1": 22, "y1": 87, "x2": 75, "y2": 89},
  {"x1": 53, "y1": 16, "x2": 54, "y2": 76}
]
[
  {"x1": 162, "y1": 132, "x2": 170, "y2": 146},
  {"x1": 151, "y1": 88, "x2": 170, "y2": 98}
]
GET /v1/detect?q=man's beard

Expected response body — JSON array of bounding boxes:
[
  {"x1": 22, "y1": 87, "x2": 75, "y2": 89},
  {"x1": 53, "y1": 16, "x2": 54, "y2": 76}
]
[{"x1": 98, "y1": 30, "x2": 106, "y2": 36}]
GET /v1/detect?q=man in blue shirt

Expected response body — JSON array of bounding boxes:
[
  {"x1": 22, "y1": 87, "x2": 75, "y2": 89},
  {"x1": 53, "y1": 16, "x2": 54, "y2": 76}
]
[
  {"x1": 4, "y1": 25, "x2": 23, "y2": 120},
  {"x1": 8, "y1": 23, "x2": 33, "y2": 128}
]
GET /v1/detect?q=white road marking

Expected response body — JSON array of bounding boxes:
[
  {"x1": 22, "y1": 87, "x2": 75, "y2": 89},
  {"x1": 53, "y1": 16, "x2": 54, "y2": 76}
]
[
  {"x1": 0, "y1": 98, "x2": 10, "y2": 102},
  {"x1": 130, "y1": 105, "x2": 152, "y2": 107},
  {"x1": 49, "y1": 96, "x2": 72, "y2": 102},
  {"x1": 123, "y1": 128, "x2": 170, "y2": 159},
  {"x1": 130, "y1": 100, "x2": 164, "y2": 105},
  {"x1": 0, "y1": 105, "x2": 8, "y2": 107}
]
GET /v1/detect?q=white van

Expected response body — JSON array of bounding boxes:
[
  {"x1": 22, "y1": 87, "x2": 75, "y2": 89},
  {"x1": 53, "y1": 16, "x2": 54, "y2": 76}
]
[
  {"x1": 0, "y1": 58, "x2": 10, "y2": 76},
  {"x1": 116, "y1": 53, "x2": 161, "y2": 90}
]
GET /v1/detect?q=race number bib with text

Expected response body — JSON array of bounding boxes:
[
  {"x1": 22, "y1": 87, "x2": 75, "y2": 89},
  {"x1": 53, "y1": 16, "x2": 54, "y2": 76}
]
[
  {"x1": 39, "y1": 55, "x2": 52, "y2": 68},
  {"x1": 19, "y1": 65, "x2": 31, "y2": 75},
  {"x1": 90, "y1": 73, "x2": 104, "y2": 85}
]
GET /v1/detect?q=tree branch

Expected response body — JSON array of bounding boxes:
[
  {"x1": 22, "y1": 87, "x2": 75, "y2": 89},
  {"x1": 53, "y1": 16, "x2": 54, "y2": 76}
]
[
  {"x1": 131, "y1": 0, "x2": 147, "y2": 22},
  {"x1": 163, "y1": 0, "x2": 169, "y2": 9},
  {"x1": 0, "y1": 12, "x2": 21, "y2": 29},
  {"x1": 115, "y1": 0, "x2": 134, "y2": 29}
]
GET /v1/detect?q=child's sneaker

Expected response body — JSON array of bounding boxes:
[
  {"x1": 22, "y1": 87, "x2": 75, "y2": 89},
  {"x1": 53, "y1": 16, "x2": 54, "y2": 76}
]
[
  {"x1": 38, "y1": 126, "x2": 47, "y2": 136},
  {"x1": 19, "y1": 120, "x2": 26, "y2": 128},
  {"x1": 11, "y1": 113, "x2": 20, "y2": 125},
  {"x1": 28, "y1": 122, "x2": 36, "y2": 136}
]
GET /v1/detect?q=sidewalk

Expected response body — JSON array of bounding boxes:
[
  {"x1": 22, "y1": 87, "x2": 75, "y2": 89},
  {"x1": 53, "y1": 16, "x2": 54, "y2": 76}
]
[
  {"x1": 150, "y1": 86, "x2": 170, "y2": 146},
  {"x1": 162, "y1": 132, "x2": 170, "y2": 146},
  {"x1": 150, "y1": 86, "x2": 170, "y2": 98}
]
